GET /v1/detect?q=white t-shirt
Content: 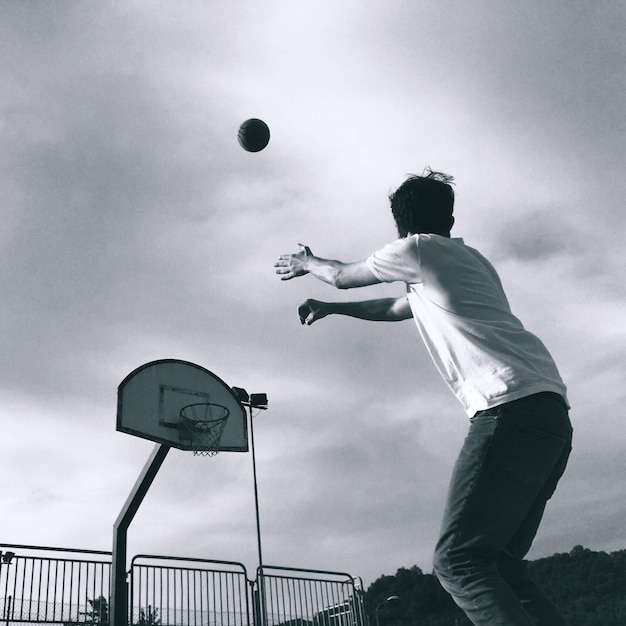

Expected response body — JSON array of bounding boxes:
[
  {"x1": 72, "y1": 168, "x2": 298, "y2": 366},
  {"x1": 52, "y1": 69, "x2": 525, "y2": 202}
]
[{"x1": 366, "y1": 234, "x2": 568, "y2": 416}]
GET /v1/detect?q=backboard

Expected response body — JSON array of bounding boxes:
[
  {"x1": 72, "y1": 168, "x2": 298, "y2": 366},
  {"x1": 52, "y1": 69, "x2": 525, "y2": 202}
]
[{"x1": 117, "y1": 359, "x2": 248, "y2": 452}]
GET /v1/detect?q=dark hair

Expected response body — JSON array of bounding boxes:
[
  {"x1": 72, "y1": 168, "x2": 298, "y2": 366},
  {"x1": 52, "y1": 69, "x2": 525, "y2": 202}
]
[{"x1": 389, "y1": 168, "x2": 455, "y2": 237}]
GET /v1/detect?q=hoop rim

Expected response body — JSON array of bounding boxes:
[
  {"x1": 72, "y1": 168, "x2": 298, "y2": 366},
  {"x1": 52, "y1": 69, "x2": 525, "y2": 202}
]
[{"x1": 179, "y1": 402, "x2": 230, "y2": 424}]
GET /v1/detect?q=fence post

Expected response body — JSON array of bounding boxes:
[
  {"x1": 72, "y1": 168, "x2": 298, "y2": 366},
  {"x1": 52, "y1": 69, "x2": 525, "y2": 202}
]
[{"x1": 4, "y1": 596, "x2": 12, "y2": 626}]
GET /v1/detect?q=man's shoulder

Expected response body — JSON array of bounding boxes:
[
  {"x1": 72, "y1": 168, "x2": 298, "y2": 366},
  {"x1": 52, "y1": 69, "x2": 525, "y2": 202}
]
[
  {"x1": 416, "y1": 235, "x2": 498, "y2": 276},
  {"x1": 417, "y1": 234, "x2": 465, "y2": 244},
  {"x1": 415, "y1": 234, "x2": 468, "y2": 256},
  {"x1": 372, "y1": 235, "x2": 419, "y2": 256},
  {"x1": 367, "y1": 236, "x2": 421, "y2": 284}
]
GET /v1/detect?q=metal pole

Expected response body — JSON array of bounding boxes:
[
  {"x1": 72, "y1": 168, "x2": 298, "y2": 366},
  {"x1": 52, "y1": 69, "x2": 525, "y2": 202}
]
[
  {"x1": 5, "y1": 596, "x2": 11, "y2": 626},
  {"x1": 249, "y1": 406, "x2": 264, "y2": 571},
  {"x1": 375, "y1": 596, "x2": 400, "y2": 626},
  {"x1": 111, "y1": 443, "x2": 170, "y2": 626},
  {"x1": 248, "y1": 406, "x2": 266, "y2": 626}
]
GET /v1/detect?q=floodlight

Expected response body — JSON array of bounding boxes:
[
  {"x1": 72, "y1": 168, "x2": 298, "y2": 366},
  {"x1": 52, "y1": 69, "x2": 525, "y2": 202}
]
[
  {"x1": 231, "y1": 387, "x2": 250, "y2": 403},
  {"x1": 250, "y1": 393, "x2": 268, "y2": 409},
  {"x1": 1, "y1": 551, "x2": 15, "y2": 564}
]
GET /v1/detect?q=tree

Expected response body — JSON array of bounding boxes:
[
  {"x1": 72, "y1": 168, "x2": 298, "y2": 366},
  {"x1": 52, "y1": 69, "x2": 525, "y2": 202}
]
[
  {"x1": 365, "y1": 546, "x2": 626, "y2": 626},
  {"x1": 135, "y1": 605, "x2": 160, "y2": 626},
  {"x1": 64, "y1": 596, "x2": 109, "y2": 626},
  {"x1": 82, "y1": 596, "x2": 109, "y2": 626}
]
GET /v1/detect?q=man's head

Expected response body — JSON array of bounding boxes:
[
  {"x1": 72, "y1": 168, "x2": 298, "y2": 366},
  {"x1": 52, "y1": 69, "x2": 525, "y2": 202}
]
[{"x1": 389, "y1": 168, "x2": 455, "y2": 237}]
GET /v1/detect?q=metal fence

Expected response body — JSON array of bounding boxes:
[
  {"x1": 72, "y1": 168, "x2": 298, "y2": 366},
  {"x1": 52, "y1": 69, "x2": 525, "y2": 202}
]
[
  {"x1": 259, "y1": 566, "x2": 366, "y2": 626},
  {"x1": 0, "y1": 544, "x2": 111, "y2": 625},
  {"x1": 129, "y1": 555, "x2": 251, "y2": 626},
  {"x1": 0, "y1": 545, "x2": 367, "y2": 626}
]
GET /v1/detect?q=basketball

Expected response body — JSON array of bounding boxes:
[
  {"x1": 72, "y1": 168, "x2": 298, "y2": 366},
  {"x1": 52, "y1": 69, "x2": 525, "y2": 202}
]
[{"x1": 238, "y1": 118, "x2": 270, "y2": 152}]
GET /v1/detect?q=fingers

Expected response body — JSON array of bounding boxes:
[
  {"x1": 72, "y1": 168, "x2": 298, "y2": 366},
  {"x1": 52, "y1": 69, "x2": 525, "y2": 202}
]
[
  {"x1": 274, "y1": 255, "x2": 290, "y2": 268},
  {"x1": 274, "y1": 248, "x2": 309, "y2": 280},
  {"x1": 277, "y1": 268, "x2": 297, "y2": 281},
  {"x1": 275, "y1": 245, "x2": 311, "y2": 283},
  {"x1": 297, "y1": 300, "x2": 320, "y2": 326},
  {"x1": 274, "y1": 254, "x2": 294, "y2": 270},
  {"x1": 297, "y1": 303, "x2": 310, "y2": 325},
  {"x1": 274, "y1": 255, "x2": 294, "y2": 280}
]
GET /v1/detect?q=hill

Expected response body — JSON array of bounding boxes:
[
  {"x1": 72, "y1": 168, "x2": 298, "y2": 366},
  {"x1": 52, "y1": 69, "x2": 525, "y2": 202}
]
[{"x1": 365, "y1": 545, "x2": 626, "y2": 625}]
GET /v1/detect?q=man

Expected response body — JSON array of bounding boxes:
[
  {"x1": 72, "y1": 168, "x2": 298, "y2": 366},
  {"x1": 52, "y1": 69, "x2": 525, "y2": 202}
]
[{"x1": 274, "y1": 169, "x2": 572, "y2": 626}]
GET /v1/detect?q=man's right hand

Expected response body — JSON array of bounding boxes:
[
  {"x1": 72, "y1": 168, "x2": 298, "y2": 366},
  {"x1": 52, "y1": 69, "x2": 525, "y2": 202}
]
[
  {"x1": 275, "y1": 244, "x2": 313, "y2": 281},
  {"x1": 298, "y1": 299, "x2": 329, "y2": 326}
]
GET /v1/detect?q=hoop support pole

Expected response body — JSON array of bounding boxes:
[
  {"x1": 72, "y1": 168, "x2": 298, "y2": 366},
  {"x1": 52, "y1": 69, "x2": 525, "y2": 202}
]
[
  {"x1": 248, "y1": 405, "x2": 267, "y2": 626},
  {"x1": 249, "y1": 405, "x2": 263, "y2": 571},
  {"x1": 111, "y1": 443, "x2": 170, "y2": 626}
]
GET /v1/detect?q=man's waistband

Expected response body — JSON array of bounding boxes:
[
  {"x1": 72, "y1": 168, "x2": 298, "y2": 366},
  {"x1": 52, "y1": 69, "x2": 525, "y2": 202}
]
[{"x1": 475, "y1": 391, "x2": 568, "y2": 417}]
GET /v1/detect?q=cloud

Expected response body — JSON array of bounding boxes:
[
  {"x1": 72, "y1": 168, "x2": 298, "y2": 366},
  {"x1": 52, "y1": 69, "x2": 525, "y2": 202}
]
[{"x1": 1, "y1": 0, "x2": 625, "y2": 588}]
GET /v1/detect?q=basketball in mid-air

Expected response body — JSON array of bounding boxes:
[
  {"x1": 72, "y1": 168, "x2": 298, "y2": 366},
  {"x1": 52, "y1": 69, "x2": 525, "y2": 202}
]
[{"x1": 237, "y1": 118, "x2": 270, "y2": 152}]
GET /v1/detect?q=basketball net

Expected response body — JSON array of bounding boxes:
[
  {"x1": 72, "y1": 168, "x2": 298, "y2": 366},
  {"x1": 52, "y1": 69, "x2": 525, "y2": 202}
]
[{"x1": 179, "y1": 403, "x2": 230, "y2": 456}]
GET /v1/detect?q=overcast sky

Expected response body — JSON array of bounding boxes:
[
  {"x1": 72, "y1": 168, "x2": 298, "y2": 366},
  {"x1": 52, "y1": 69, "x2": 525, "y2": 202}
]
[{"x1": 1, "y1": 0, "x2": 625, "y2": 587}]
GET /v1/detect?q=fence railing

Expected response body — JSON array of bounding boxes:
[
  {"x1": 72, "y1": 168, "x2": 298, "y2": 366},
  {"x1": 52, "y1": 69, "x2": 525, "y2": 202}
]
[
  {"x1": 130, "y1": 554, "x2": 251, "y2": 626},
  {"x1": 259, "y1": 565, "x2": 366, "y2": 626},
  {"x1": 0, "y1": 544, "x2": 111, "y2": 625},
  {"x1": 0, "y1": 544, "x2": 367, "y2": 626}
]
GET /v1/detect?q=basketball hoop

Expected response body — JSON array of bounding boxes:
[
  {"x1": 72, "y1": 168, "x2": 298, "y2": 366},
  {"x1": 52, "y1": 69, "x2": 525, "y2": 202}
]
[{"x1": 179, "y1": 403, "x2": 230, "y2": 456}]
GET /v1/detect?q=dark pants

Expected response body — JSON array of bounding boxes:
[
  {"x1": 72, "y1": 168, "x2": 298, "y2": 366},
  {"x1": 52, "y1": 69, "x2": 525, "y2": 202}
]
[{"x1": 433, "y1": 392, "x2": 573, "y2": 625}]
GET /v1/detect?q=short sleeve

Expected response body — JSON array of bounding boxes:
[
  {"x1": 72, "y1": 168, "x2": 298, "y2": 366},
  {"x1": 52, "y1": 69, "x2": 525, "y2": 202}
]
[{"x1": 365, "y1": 236, "x2": 422, "y2": 284}]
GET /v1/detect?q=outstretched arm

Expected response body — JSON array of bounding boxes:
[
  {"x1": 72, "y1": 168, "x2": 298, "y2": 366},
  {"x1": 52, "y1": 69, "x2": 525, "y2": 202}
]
[
  {"x1": 298, "y1": 296, "x2": 412, "y2": 326},
  {"x1": 275, "y1": 244, "x2": 380, "y2": 289}
]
